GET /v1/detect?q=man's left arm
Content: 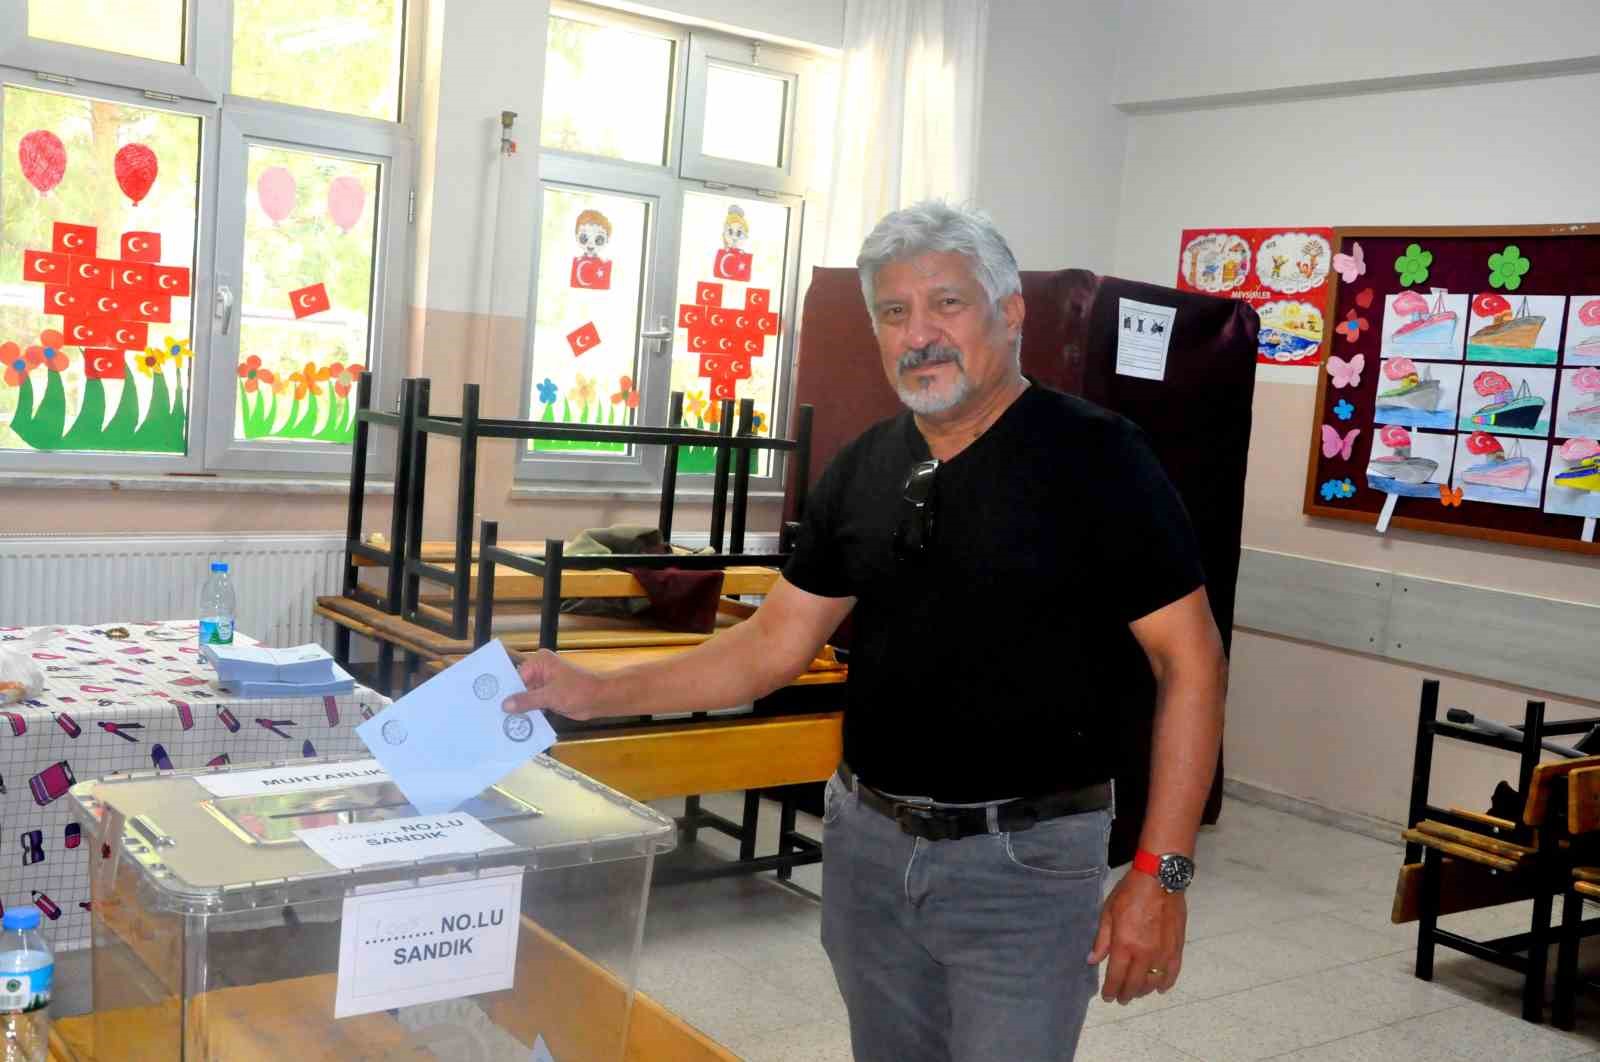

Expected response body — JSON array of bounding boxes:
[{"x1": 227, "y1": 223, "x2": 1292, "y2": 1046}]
[{"x1": 1088, "y1": 586, "x2": 1227, "y2": 1005}]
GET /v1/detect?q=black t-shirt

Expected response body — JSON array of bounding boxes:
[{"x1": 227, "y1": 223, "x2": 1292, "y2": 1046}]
[{"x1": 783, "y1": 383, "x2": 1205, "y2": 802}]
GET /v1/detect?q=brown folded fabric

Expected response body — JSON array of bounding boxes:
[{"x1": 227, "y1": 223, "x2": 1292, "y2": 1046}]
[{"x1": 628, "y1": 567, "x2": 725, "y2": 633}]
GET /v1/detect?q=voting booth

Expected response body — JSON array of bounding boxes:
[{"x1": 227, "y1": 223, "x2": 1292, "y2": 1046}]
[{"x1": 60, "y1": 755, "x2": 676, "y2": 1061}]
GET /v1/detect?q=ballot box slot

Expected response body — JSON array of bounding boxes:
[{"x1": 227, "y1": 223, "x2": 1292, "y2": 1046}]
[{"x1": 200, "y1": 780, "x2": 542, "y2": 846}]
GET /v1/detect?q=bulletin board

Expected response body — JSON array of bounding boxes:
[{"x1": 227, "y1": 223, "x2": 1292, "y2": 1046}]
[{"x1": 1302, "y1": 224, "x2": 1600, "y2": 555}]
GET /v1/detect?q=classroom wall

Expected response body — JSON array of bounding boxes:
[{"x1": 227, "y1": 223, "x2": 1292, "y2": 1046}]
[{"x1": 1110, "y1": 3, "x2": 1600, "y2": 824}]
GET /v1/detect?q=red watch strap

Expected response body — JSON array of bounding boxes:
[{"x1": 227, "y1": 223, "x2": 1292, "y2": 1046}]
[{"x1": 1132, "y1": 849, "x2": 1162, "y2": 877}]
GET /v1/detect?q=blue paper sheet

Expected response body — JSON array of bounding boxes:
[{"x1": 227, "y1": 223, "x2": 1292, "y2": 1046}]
[{"x1": 356, "y1": 640, "x2": 557, "y2": 814}]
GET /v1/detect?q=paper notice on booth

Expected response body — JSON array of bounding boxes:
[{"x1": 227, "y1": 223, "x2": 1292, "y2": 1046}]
[
  {"x1": 1115, "y1": 298, "x2": 1176, "y2": 381},
  {"x1": 296, "y1": 812, "x2": 514, "y2": 870},
  {"x1": 334, "y1": 870, "x2": 523, "y2": 1018},
  {"x1": 195, "y1": 759, "x2": 390, "y2": 798}
]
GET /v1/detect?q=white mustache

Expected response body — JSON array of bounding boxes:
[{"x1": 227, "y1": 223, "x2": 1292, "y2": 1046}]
[{"x1": 898, "y1": 344, "x2": 963, "y2": 373}]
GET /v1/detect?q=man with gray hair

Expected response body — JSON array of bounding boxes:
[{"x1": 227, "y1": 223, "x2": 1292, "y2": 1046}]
[{"x1": 506, "y1": 201, "x2": 1226, "y2": 1059}]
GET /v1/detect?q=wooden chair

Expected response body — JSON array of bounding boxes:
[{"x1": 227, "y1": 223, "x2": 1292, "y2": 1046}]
[
  {"x1": 1395, "y1": 678, "x2": 1600, "y2": 1022},
  {"x1": 1553, "y1": 764, "x2": 1600, "y2": 1029}
]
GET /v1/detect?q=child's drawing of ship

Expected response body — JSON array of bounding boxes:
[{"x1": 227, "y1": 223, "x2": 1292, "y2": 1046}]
[
  {"x1": 1469, "y1": 297, "x2": 1545, "y2": 351},
  {"x1": 1367, "y1": 451, "x2": 1439, "y2": 484},
  {"x1": 1461, "y1": 439, "x2": 1534, "y2": 493},
  {"x1": 1376, "y1": 365, "x2": 1443, "y2": 411},
  {"x1": 1389, "y1": 290, "x2": 1458, "y2": 357},
  {"x1": 1554, "y1": 454, "x2": 1600, "y2": 491},
  {"x1": 1470, "y1": 378, "x2": 1545, "y2": 430}
]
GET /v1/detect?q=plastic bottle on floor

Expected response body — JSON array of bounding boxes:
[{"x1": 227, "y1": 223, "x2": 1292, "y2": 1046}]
[
  {"x1": 199, "y1": 561, "x2": 237, "y2": 648},
  {"x1": 0, "y1": 906, "x2": 52, "y2": 1062}
]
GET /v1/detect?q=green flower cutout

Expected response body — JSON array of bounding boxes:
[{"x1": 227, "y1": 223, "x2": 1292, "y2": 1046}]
[
  {"x1": 1394, "y1": 243, "x2": 1432, "y2": 286},
  {"x1": 1488, "y1": 245, "x2": 1531, "y2": 291}
]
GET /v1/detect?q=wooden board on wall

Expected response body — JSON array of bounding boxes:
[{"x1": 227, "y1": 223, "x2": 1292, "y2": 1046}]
[{"x1": 1303, "y1": 224, "x2": 1600, "y2": 556}]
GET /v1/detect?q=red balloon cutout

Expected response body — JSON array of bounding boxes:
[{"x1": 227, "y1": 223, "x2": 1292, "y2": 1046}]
[
  {"x1": 114, "y1": 144, "x2": 158, "y2": 206},
  {"x1": 18, "y1": 131, "x2": 66, "y2": 195}
]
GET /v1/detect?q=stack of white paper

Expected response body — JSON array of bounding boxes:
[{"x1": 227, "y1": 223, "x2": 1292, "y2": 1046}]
[{"x1": 204, "y1": 643, "x2": 354, "y2": 698}]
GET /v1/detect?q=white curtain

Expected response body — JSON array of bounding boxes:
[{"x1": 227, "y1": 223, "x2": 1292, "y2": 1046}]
[{"x1": 820, "y1": 0, "x2": 991, "y2": 266}]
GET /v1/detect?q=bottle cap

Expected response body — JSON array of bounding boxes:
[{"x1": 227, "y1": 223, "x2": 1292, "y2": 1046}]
[
  {"x1": 2, "y1": 908, "x2": 41, "y2": 931},
  {"x1": 211, "y1": 562, "x2": 228, "y2": 572}
]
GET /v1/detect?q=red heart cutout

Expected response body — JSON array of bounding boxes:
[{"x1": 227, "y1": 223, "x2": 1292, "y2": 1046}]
[{"x1": 1355, "y1": 288, "x2": 1374, "y2": 309}]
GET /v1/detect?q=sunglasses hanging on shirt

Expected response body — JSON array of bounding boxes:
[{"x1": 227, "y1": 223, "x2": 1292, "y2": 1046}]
[{"x1": 892, "y1": 458, "x2": 940, "y2": 563}]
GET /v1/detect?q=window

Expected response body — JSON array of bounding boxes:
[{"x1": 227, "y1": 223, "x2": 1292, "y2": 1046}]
[
  {"x1": 0, "y1": 1, "x2": 413, "y2": 477},
  {"x1": 524, "y1": 2, "x2": 820, "y2": 488}
]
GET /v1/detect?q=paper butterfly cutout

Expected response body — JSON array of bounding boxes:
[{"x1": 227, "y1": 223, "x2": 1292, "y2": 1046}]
[
  {"x1": 1333, "y1": 242, "x2": 1366, "y2": 284},
  {"x1": 1327, "y1": 354, "x2": 1364, "y2": 389},
  {"x1": 1439, "y1": 484, "x2": 1464, "y2": 507},
  {"x1": 1354, "y1": 287, "x2": 1374, "y2": 309},
  {"x1": 1321, "y1": 425, "x2": 1360, "y2": 460}
]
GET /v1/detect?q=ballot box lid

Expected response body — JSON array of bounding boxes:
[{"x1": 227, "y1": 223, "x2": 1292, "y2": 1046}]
[{"x1": 68, "y1": 754, "x2": 677, "y2": 913}]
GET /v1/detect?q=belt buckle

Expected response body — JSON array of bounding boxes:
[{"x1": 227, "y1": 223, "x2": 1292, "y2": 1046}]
[{"x1": 893, "y1": 802, "x2": 955, "y2": 841}]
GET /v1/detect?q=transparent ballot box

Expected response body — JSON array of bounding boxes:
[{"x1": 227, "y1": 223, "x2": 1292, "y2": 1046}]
[{"x1": 64, "y1": 755, "x2": 677, "y2": 1061}]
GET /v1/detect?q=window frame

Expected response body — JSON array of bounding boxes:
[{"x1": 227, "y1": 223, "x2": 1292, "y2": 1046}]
[
  {"x1": 0, "y1": 0, "x2": 227, "y2": 102},
  {"x1": 0, "y1": 0, "x2": 418, "y2": 478},
  {"x1": 519, "y1": 7, "x2": 815, "y2": 496},
  {"x1": 203, "y1": 100, "x2": 412, "y2": 475}
]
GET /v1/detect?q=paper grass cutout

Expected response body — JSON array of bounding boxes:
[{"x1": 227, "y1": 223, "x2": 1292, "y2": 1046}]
[
  {"x1": 1333, "y1": 242, "x2": 1366, "y2": 284},
  {"x1": 1336, "y1": 309, "x2": 1368, "y2": 343},
  {"x1": 1326, "y1": 353, "x2": 1363, "y2": 388},
  {"x1": 288, "y1": 282, "x2": 330, "y2": 319},
  {"x1": 1319, "y1": 478, "x2": 1356, "y2": 501},
  {"x1": 567, "y1": 322, "x2": 600, "y2": 356},
  {"x1": 326, "y1": 176, "x2": 366, "y2": 233},
  {"x1": 257, "y1": 166, "x2": 296, "y2": 224},
  {"x1": 18, "y1": 131, "x2": 66, "y2": 194},
  {"x1": 678, "y1": 282, "x2": 779, "y2": 401},
  {"x1": 1333, "y1": 398, "x2": 1355, "y2": 421},
  {"x1": 113, "y1": 144, "x2": 157, "y2": 206},
  {"x1": 1394, "y1": 243, "x2": 1432, "y2": 286},
  {"x1": 1321, "y1": 425, "x2": 1359, "y2": 460},
  {"x1": 1487, "y1": 245, "x2": 1530, "y2": 291}
]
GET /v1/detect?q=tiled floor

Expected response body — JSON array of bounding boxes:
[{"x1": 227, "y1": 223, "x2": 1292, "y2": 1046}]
[{"x1": 641, "y1": 792, "x2": 1600, "y2": 1061}]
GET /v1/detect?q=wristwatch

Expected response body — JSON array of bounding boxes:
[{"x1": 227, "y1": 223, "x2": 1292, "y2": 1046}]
[{"x1": 1133, "y1": 849, "x2": 1196, "y2": 893}]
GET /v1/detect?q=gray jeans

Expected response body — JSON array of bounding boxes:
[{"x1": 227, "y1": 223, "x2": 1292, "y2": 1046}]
[{"x1": 820, "y1": 772, "x2": 1110, "y2": 1061}]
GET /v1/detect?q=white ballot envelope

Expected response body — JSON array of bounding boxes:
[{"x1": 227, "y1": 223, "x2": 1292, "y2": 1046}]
[{"x1": 357, "y1": 640, "x2": 557, "y2": 814}]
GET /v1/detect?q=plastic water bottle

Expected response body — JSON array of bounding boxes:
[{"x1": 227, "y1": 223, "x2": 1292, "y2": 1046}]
[
  {"x1": 199, "y1": 561, "x2": 237, "y2": 648},
  {"x1": 0, "y1": 907, "x2": 52, "y2": 1062}
]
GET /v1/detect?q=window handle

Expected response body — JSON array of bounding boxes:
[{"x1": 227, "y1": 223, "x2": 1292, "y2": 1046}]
[
  {"x1": 214, "y1": 285, "x2": 235, "y2": 336},
  {"x1": 641, "y1": 315, "x2": 672, "y2": 355}
]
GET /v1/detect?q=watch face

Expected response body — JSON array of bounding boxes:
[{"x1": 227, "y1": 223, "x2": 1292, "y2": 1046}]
[{"x1": 1158, "y1": 854, "x2": 1196, "y2": 892}]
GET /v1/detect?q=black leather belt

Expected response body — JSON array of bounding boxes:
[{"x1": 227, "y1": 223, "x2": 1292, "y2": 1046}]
[{"x1": 836, "y1": 764, "x2": 1112, "y2": 842}]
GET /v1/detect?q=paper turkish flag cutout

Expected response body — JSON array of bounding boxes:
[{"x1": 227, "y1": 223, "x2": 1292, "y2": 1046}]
[
  {"x1": 63, "y1": 318, "x2": 109, "y2": 346},
  {"x1": 107, "y1": 321, "x2": 148, "y2": 350},
  {"x1": 113, "y1": 263, "x2": 151, "y2": 292},
  {"x1": 150, "y1": 265, "x2": 192, "y2": 297},
  {"x1": 52, "y1": 222, "x2": 96, "y2": 256},
  {"x1": 23, "y1": 251, "x2": 67, "y2": 283},
  {"x1": 678, "y1": 304, "x2": 705, "y2": 328},
  {"x1": 745, "y1": 288, "x2": 771, "y2": 311},
  {"x1": 42, "y1": 287, "x2": 82, "y2": 315},
  {"x1": 570, "y1": 257, "x2": 612, "y2": 290},
  {"x1": 67, "y1": 258, "x2": 113, "y2": 291},
  {"x1": 695, "y1": 282, "x2": 723, "y2": 307},
  {"x1": 125, "y1": 295, "x2": 172, "y2": 324},
  {"x1": 83, "y1": 350, "x2": 126, "y2": 380},
  {"x1": 289, "y1": 283, "x2": 330, "y2": 319},
  {"x1": 88, "y1": 291, "x2": 123, "y2": 318},
  {"x1": 121, "y1": 231, "x2": 161, "y2": 262},
  {"x1": 713, "y1": 248, "x2": 751, "y2": 282},
  {"x1": 566, "y1": 322, "x2": 601, "y2": 356}
]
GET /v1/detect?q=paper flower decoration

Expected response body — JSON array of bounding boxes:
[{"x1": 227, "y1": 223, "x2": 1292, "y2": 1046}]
[
  {"x1": 610, "y1": 375, "x2": 639, "y2": 409},
  {"x1": 236, "y1": 355, "x2": 275, "y2": 394},
  {"x1": 163, "y1": 336, "x2": 192, "y2": 365},
  {"x1": 571, "y1": 373, "x2": 597, "y2": 408},
  {"x1": 1394, "y1": 243, "x2": 1432, "y2": 286},
  {"x1": 133, "y1": 346, "x2": 169, "y2": 377},
  {"x1": 2, "y1": 342, "x2": 40, "y2": 387},
  {"x1": 536, "y1": 378, "x2": 558, "y2": 405},
  {"x1": 1319, "y1": 478, "x2": 1357, "y2": 501},
  {"x1": 25, "y1": 330, "x2": 68, "y2": 372},
  {"x1": 1487, "y1": 245, "x2": 1530, "y2": 291},
  {"x1": 1332, "y1": 242, "x2": 1366, "y2": 283},
  {"x1": 1336, "y1": 310, "x2": 1368, "y2": 343},
  {"x1": 1333, "y1": 399, "x2": 1355, "y2": 421}
]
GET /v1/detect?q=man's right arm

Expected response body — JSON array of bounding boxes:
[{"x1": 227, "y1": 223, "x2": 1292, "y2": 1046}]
[{"x1": 501, "y1": 575, "x2": 855, "y2": 721}]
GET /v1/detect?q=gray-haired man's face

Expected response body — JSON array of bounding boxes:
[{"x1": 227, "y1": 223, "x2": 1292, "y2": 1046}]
[{"x1": 870, "y1": 251, "x2": 1022, "y2": 419}]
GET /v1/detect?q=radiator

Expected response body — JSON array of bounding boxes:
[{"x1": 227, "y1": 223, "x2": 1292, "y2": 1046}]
[{"x1": 0, "y1": 534, "x2": 346, "y2": 647}]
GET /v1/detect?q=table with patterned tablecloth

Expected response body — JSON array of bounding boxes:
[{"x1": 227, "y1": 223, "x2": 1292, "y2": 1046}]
[{"x1": 0, "y1": 621, "x2": 389, "y2": 949}]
